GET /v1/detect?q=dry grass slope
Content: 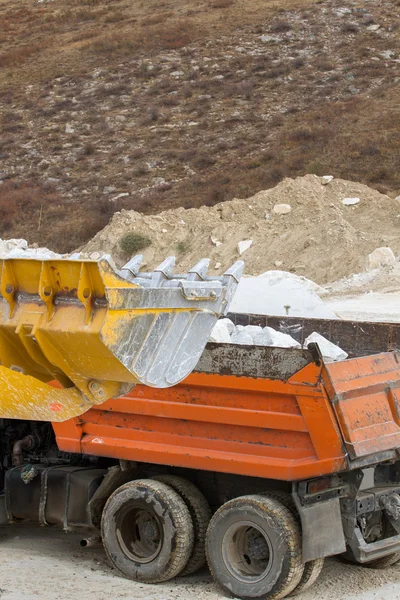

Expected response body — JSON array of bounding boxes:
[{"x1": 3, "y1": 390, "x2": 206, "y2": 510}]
[{"x1": 0, "y1": 0, "x2": 399, "y2": 251}]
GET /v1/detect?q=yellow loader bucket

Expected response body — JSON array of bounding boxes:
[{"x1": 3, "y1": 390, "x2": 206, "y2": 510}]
[{"x1": 0, "y1": 255, "x2": 243, "y2": 422}]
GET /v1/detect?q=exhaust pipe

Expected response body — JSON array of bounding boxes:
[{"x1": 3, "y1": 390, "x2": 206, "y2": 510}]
[{"x1": 80, "y1": 536, "x2": 101, "y2": 548}]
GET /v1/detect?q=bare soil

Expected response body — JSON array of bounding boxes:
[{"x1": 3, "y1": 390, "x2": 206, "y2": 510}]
[
  {"x1": 1, "y1": 523, "x2": 400, "y2": 600},
  {"x1": 82, "y1": 174, "x2": 400, "y2": 284},
  {"x1": 0, "y1": 0, "x2": 399, "y2": 252}
]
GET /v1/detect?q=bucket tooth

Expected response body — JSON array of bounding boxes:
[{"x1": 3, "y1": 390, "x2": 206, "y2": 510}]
[
  {"x1": 222, "y1": 260, "x2": 245, "y2": 282},
  {"x1": 187, "y1": 258, "x2": 210, "y2": 281},
  {"x1": 153, "y1": 256, "x2": 176, "y2": 280},
  {"x1": 120, "y1": 255, "x2": 143, "y2": 282},
  {"x1": 0, "y1": 255, "x2": 243, "y2": 421}
]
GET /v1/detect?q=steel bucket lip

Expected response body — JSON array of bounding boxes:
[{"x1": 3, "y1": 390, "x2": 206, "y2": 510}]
[{"x1": 0, "y1": 255, "x2": 243, "y2": 421}]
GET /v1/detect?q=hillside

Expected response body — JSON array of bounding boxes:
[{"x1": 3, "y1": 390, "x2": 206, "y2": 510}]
[
  {"x1": 82, "y1": 175, "x2": 400, "y2": 284},
  {"x1": 0, "y1": 0, "x2": 399, "y2": 252}
]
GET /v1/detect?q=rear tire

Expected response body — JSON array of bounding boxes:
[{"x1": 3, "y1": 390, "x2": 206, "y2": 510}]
[
  {"x1": 206, "y1": 494, "x2": 304, "y2": 600},
  {"x1": 339, "y1": 550, "x2": 400, "y2": 569},
  {"x1": 262, "y1": 491, "x2": 324, "y2": 594},
  {"x1": 101, "y1": 479, "x2": 194, "y2": 583},
  {"x1": 362, "y1": 554, "x2": 400, "y2": 569},
  {"x1": 291, "y1": 558, "x2": 325, "y2": 594},
  {"x1": 154, "y1": 474, "x2": 211, "y2": 575}
]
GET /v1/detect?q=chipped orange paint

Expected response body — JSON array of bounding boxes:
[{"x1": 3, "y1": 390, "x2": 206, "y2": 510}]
[
  {"x1": 323, "y1": 352, "x2": 400, "y2": 460},
  {"x1": 53, "y1": 352, "x2": 400, "y2": 481},
  {"x1": 54, "y1": 361, "x2": 346, "y2": 481}
]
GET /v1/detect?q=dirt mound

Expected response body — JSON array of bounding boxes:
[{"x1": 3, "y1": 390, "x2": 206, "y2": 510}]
[{"x1": 82, "y1": 175, "x2": 400, "y2": 284}]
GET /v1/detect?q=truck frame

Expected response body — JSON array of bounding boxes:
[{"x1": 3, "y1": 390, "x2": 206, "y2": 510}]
[{"x1": 3, "y1": 310, "x2": 400, "y2": 599}]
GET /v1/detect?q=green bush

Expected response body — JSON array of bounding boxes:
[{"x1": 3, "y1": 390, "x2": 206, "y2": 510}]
[
  {"x1": 119, "y1": 232, "x2": 151, "y2": 255},
  {"x1": 176, "y1": 241, "x2": 189, "y2": 254}
]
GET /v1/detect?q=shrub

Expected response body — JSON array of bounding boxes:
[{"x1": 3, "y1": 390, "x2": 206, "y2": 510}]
[
  {"x1": 292, "y1": 57, "x2": 305, "y2": 69},
  {"x1": 0, "y1": 43, "x2": 46, "y2": 68},
  {"x1": 83, "y1": 142, "x2": 95, "y2": 156},
  {"x1": 209, "y1": 0, "x2": 234, "y2": 7},
  {"x1": 236, "y1": 80, "x2": 254, "y2": 99},
  {"x1": 133, "y1": 165, "x2": 148, "y2": 177},
  {"x1": 193, "y1": 154, "x2": 216, "y2": 170},
  {"x1": 119, "y1": 232, "x2": 151, "y2": 255},
  {"x1": 368, "y1": 168, "x2": 389, "y2": 183},
  {"x1": 0, "y1": 179, "x2": 62, "y2": 237},
  {"x1": 315, "y1": 59, "x2": 335, "y2": 71},
  {"x1": 270, "y1": 20, "x2": 292, "y2": 33},
  {"x1": 140, "y1": 106, "x2": 160, "y2": 125},
  {"x1": 176, "y1": 240, "x2": 189, "y2": 253},
  {"x1": 265, "y1": 65, "x2": 289, "y2": 79},
  {"x1": 289, "y1": 127, "x2": 319, "y2": 142},
  {"x1": 141, "y1": 11, "x2": 174, "y2": 26},
  {"x1": 360, "y1": 144, "x2": 381, "y2": 157},
  {"x1": 270, "y1": 114, "x2": 284, "y2": 127},
  {"x1": 244, "y1": 160, "x2": 261, "y2": 170},
  {"x1": 341, "y1": 23, "x2": 359, "y2": 34},
  {"x1": 306, "y1": 160, "x2": 326, "y2": 176},
  {"x1": 149, "y1": 20, "x2": 195, "y2": 50}
]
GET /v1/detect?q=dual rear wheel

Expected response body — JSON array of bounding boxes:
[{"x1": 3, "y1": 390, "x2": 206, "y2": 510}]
[
  {"x1": 101, "y1": 478, "x2": 325, "y2": 599},
  {"x1": 101, "y1": 475, "x2": 211, "y2": 583},
  {"x1": 206, "y1": 494, "x2": 304, "y2": 600}
]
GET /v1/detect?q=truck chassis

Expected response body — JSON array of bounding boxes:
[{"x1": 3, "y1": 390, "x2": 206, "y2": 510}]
[{"x1": 2, "y1": 315, "x2": 400, "y2": 599}]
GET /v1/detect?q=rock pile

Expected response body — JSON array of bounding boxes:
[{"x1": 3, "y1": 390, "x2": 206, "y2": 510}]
[
  {"x1": 82, "y1": 175, "x2": 400, "y2": 285},
  {"x1": 0, "y1": 238, "x2": 62, "y2": 259},
  {"x1": 209, "y1": 319, "x2": 348, "y2": 362}
]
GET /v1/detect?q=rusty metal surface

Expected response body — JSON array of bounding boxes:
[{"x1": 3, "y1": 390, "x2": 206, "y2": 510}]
[
  {"x1": 54, "y1": 362, "x2": 348, "y2": 482},
  {"x1": 53, "y1": 314, "x2": 400, "y2": 481},
  {"x1": 227, "y1": 312, "x2": 400, "y2": 358},
  {"x1": 323, "y1": 352, "x2": 400, "y2": 461},
  {"x1": 195, "y1": 343, "x2": 312, "y2": 380}
]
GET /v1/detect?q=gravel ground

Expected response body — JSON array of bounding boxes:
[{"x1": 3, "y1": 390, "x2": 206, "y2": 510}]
[{"x1": 1, "y1": 524, "x2": 400, "y2": 600}]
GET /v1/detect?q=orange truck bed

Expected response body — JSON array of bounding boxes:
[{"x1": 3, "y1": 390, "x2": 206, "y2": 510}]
[{"x1": 53, "y1": 344, "x2": 400, "y2": 482}]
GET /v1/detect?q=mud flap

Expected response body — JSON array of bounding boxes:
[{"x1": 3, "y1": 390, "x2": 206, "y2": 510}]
[{"x1": 294, "y1": 496, "x2": 346, "y2": 561}]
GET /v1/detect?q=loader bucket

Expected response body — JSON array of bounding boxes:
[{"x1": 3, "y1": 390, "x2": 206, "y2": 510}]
[{"x1": 0, "y1": 255, "x2": 243, "y2": 421}]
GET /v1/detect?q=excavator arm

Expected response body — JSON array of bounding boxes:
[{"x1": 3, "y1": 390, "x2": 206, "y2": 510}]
[{"x1": 0, "y1": 254, "x2": 243, "y2": 421}]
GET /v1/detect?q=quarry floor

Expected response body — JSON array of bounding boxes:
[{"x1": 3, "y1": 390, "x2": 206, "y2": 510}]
[{"x1": 0, "y1": 523, "x2": 400, "y2": 600}]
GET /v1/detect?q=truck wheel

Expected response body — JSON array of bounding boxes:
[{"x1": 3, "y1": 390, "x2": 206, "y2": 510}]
[
  {"x1": 263, "y1": 491, "x2": 324, "y2": 594},
  {"x1": 101, "y1": 479, "x2": 194, "y2": 583},
  {"x1": 290, "y1": 558, "x2": 325, "y2": 594},
  {"x1": 340, "y1": 550, "x2": 400, "y2": 569},
  {"x1": 154, "y1": 474, "x2": 211, "y2": 575},
  {"x1": 206, "y1": 495, "x2": 304, "y2": 600},
  {"x1": 363, "y1": 554, "x2": 400, "y2": 569}
]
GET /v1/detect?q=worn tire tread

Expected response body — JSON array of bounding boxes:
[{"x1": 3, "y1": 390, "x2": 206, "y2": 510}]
[
  {"x1": 206, "y1": 494, "x2": 304, "y2": 600},
  {"x1": 154, "y1": 474, "x2": 211, "y2": 575},
  {"x1": 101, "y1": 478, "x2": 194, "y2": 583},
  {"x1": 262, "y1": 491, "x2": 324, "y2": 595}
]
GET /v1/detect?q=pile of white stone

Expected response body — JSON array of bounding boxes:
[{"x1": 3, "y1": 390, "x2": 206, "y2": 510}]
[
  {"x1": 210, "y1": 319, "x2": 348, "y2": 362},
  {"x1": 0, "y1": 238, "x2": 62, "y2": 259}
]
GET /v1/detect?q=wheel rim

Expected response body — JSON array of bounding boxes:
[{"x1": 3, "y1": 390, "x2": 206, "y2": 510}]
[
  {"x1": 222, "y1": 520, "x2": 273, "y2": 583},
  {"x1": 116, "y1": 502, "x2": 163, "y2": 563}
]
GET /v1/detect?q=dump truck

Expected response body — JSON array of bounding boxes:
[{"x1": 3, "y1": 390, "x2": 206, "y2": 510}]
[{"x1": 2, "y1": 255, "x2": 400, "y2": 600}]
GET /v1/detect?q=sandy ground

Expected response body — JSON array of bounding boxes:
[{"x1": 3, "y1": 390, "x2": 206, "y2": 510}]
[
  {"x1": 1, "y1": 524, "x2": 400, "y2": 600},
  {"x1": 82, "y1": 175, "x2": 400, "y2": 286}
]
